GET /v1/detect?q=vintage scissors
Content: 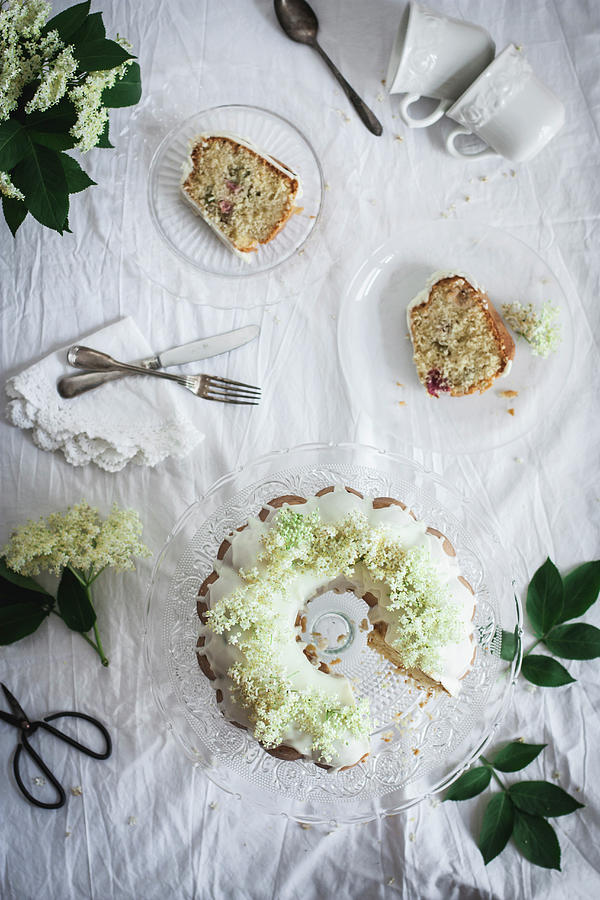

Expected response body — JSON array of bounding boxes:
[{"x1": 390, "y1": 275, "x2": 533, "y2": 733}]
[{"x1": 0, "y1": 682, "x2": 112, "y2": 809}]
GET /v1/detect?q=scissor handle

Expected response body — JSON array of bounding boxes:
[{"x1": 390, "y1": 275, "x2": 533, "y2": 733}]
[
  {"x1": 12, "y1": 713, "x2": 111, "y2": 810},
  {"x1": 13, "y1": 739, "x2": 67, "y2": 810},
  {"x1": 42, "y1": 712, "x2": 112, "y2": 760}
]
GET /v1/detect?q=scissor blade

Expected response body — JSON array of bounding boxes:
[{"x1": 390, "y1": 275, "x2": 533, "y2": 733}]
[{"x1": 0, "y1": 683, "x2": 28, "y2": 722}]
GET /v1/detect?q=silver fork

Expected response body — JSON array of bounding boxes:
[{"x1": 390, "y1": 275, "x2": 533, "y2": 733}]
[{"x1": 62, "y1": 346, "x2": 261, "y2": 406}]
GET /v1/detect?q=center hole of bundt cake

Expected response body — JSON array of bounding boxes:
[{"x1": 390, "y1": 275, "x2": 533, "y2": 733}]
[{"x1": 312, "y1": 610, "x2": 354, "y2": 654}]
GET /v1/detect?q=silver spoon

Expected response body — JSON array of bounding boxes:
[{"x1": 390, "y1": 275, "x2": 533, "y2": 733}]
[{"x1": 274, "y1": 0, "x2": 383, "y2": 136}]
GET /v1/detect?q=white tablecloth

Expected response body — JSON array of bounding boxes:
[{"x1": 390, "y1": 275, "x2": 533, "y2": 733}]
[{"x1": 1, "y1": 1, "x2": 599, "y2": 898}]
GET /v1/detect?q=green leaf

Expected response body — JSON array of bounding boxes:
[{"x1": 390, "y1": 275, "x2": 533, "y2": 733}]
[
  {"x1": 512, "y1": 810, "x2": 561, "y2": 870},
  {"x1": 2, "y1": 195, "x2": 27, "y2": 236},
  {"x1": 526, "y1": 558, "x2": 564, "y2": 637},
  {"x1": 0, "y1": 558, "x2": 51, "y2": 596},
  {"x1": 559, "y1": 561, "x2": 600, "y2": 623},
  {"x1": 0, "y1": 120, "x2": 30, "y2": 170},
  {"x1": 521, "y1": 654, "x2": 575, "y2": 687},
  {"x1": 492, "y1": 742, "x2": 546, "y2": 773},
  {"x1": 11, "y1": 143, "x2": 69, "y2": 232},
  {"x1": 102, "y1": 61, "x2": 142, "y2": 108},
  {"x1": 500, "y1": 629, "x2": 517, "y2": 661},
  {"x1": 544, "y1": 622, "x2": 600, "y2": 660},
  {"x1": 44, "y1": 1, "x2": 91, "y2": 41},
  {"x1": 0, "y1": 562, "x2": 54, "y2": 644},
  {"x1": 70, "y1": 11, "x2": 105, "y2": 45},
  {"x1": 76, "y1": 39, "x2": 135, "y2": 73},
  {"x1": 0, "y1": 599, "x2": 50, "y2": 643},
  {"x1": 445, "y1": 766, "x2": 491, "y2": 801},
  {"x1": 96, "y1": 118, "x2": 113, "y2": 149},
  {"x1": 509, "y1": 781, "x2": 584, "y2": 817},
  {"x1": 24, "y1": 98, "x2": 77, "y2": 133},
  {"x1": 478, "y1": 793, "x2": 514, "y2": 864},
  {"x1": 59, "y1": 153, "x2": 96, "y2": 194},
  {"x1": 57, "y1": 568, "x2": 96, "y2": 633},
  {"x1": 28, "y1": 131, "x2": 76, "y2": 151}
]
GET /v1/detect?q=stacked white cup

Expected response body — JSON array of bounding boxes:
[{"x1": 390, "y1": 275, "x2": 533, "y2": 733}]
[{"x1": 387, "y1": 2, "x2": 565, "y2": 162}]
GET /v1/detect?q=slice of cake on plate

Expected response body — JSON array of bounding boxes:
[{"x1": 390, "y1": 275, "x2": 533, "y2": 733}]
[
  {"x1": 181, "y1": 133, "x2": 302, "y2": 257},
  {"x1": 407, "y1": 271, "x2": 515, "y2": 397}
]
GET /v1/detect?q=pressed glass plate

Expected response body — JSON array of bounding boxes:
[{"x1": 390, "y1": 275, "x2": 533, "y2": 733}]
[
  {"x1": 144, "y1": 443, "x2": 522, "y2": 823},
  {"x1": 337, "y1": 223, "x2": 574, "y2": 454},
  {"x1": 147, "y1": 104, "x2": 323, "y2": 281}
]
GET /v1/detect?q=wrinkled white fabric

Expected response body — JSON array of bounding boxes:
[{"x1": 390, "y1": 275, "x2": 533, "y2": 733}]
[
  {"x1": 1, "y1": 1, "x2": 599, "y2": 899},
  {"x1": 5, "y1": 317, "x2": 204, "y2": 472}
]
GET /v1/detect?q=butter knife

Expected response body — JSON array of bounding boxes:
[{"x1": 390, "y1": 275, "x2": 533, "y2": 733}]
[{"x1": 58, "y1": 325, "x2": 260, "y2": 398}]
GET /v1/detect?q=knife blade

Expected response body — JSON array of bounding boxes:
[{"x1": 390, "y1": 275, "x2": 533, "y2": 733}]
[
  {"x1": 146, "y1": 324, "x2": 260, "y2": 369},
  {"x1": 58, "y1": 325, "x2": 260, "y2": 399}
]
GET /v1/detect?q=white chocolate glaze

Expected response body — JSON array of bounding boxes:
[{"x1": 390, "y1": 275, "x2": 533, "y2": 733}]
[{"x1": 199, "y1": 488, "x2": 475, "y2": 768}]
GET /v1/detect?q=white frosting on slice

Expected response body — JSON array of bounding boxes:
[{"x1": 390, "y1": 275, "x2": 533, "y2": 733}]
[{"x1": 199, "y1": 488, "x2": 475, "y2": 769}]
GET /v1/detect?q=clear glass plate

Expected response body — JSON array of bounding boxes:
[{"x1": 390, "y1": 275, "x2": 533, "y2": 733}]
[
  {"x1": 144, "y1": 443, "x2": 522, "y2": 824},
  {"x1": 147, "y1": 104, "x2": 323, "y2": 280},
  {"x1": 337, "y1": 223, "x2": 574, "y2": 454}
]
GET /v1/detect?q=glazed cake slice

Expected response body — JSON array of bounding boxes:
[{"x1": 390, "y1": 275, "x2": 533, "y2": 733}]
[
  {"x1": 181, "y1": 133, "x2": 302, "y2": 256},
  {"x1": 407, "y1": 271, "x2": 515, "y2": 397}
]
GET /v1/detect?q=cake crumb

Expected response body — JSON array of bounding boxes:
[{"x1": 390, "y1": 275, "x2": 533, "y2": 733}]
[
  {"x1": 360, "y1": 618, "x2": 369, "y2": 632},
  {"x1": 324, "y1": 183, "x2": 331, "y2": 191},
  {"x1": 337, "y1": 634, "x2": 346, "y2": 643},
  {"x1": 330, "y1": 657, "x2": 342, "y2": 665},
  {"x1": 396, "y1": 381, "x2": 404, "y2": 387},
  {"x1": 387, "y1": 877, "x2": 395, "y2": 885},
  {"x1": 209, "y1": 800, "x2": 218, "y2": 810},
  {"x1": 33, "y1": 776, "x2": 46, "y2": 786},
  {"x1": 412, "y1": 748, "x2": 420, "y2": 755},
  {"x1": 498, "y1": 389, "x2": 519, "y2": 398},
  {"x1": 299, "y1": 823, "x2": 312, "y2": 830},
  {"x1": 507, "y1": 407, "x2": 515, "y2": 416},
  {"x1": 65, "y1": 831, "x2": 71, "y2": 838},
  {"x1": 409, "y1": 832, "x2": 415, "y2": 842},
  {"x1": 552, "y1": 770, "x2": 560, "y2": 780},
  {"x1": 398, "y1": 401, "x2": 406, "y2": 407},
  {"x1": 394, "y1": 134, "x2": 404, "y2": 143},
  {"x1": 511, "y1": 169, "x2": 517, "y2": 177},
  {"x1": 479, "y1": 175, "x2": 488, "y2": 182},
  {"x1": 377, "y1": 93, "x2": 384, "y2": 103},
  {"x1": 336, "y1": 108, "x2": 351, "y2": 123},
  {"x1": 70, "y1": 786, "x2": 83, "y2": 797},
  {"x1": 381, "y1": 78, "x2": 386, "y2": 86},
  {"x1": 128, "y1": 816, "x2": 137, "y2": 826}
]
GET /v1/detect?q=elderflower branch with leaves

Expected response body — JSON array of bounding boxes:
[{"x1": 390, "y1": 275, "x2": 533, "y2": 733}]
[
  {"x1": 0, "y1": 0, "x2": 142, "y2": 236},
  {"x1": 0, "y1": 501, "x2": 151, "y2": 666}
]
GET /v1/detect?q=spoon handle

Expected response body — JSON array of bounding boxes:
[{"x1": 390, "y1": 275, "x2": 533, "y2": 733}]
[{"x1": 314, "y1": 42, "x2": 382, "y2": 136}]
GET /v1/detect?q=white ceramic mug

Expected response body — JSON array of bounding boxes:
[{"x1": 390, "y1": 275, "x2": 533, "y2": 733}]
[
  {"x1": 446, "y1": 44, "x2": 565, "y2": 162},
  {"x1": 387, "y1": 2, "x2": 495, "y2": 129}
]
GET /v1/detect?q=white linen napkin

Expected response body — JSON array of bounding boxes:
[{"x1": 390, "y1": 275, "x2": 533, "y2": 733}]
[{"x1": 5, "y1": 317, "x2": 204, "y2": 473}]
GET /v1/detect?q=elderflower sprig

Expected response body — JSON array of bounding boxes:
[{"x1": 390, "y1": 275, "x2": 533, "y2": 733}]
[
  {"x1": 502, "y1": 301, "x2": 561, "y2": 358},
  {"x1": 0, "y1": 1, "x2": 141, "y2": 236},
  {"x1": 1, "y1": 500, "x2": 151, "y2": 666}
]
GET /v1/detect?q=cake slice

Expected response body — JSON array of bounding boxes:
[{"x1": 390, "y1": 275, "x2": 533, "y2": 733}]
[
  {"x1": 407, "y1": 271, "x2": 515, "y2": 397},
  {"x1": 181, "y1": 133, "x2": 302, "y2": 256}
]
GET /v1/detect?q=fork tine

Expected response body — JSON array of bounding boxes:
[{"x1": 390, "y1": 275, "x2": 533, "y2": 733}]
[
  {"x1": 204, "y1": 394, "x2": 260, "y2": 406},
  {"x1": 206, "y1": 386, "x2": 261, "y2": 400},
  {"x1": 205, "y1": 375, "x2": 261, "y2": 391}
]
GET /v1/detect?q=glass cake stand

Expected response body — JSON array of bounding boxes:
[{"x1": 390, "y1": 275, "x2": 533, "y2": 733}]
[{"x1": 144, "y1": 443, "x2": 522, "y2": 824}]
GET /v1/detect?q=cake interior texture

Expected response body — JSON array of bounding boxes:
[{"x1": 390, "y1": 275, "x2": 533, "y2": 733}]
[
  {"x1": 409, "y1": 276, "x2": 513, "y2": 397},
  {"x1": 182, "y1": 136, "x2": 299, "y2": 252}
]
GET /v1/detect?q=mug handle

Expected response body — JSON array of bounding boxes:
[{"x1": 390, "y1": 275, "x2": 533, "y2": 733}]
[
  {"x1": 399, "y1": 94, "x2": 450, "y2": 128},
  {"x1": 446, "y1": 126, "x2": 498, "y2": 159}
]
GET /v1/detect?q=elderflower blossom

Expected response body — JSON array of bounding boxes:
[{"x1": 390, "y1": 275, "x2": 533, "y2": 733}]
[
  {"x1": 0, "y1": 169, "x2": 24, "y2": 199},
  {"x1": 204, "y1": 500, "x2": 464, "y2": 760},
  {"x1": 69, "y1": 38, "x2": 133, "y2": 151},
  {"x1": 502, "y1": 300, "x2": 561, "y2": 358},
  {"x1": 25, "y1": 45, "x2": 77, "y2": 113},
  {"x1": 0, "y1": 1, "x2": 58, "y2": 121},
  {"x1": 2, "y1": 500, "x2": 151, "y2": 577}
]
